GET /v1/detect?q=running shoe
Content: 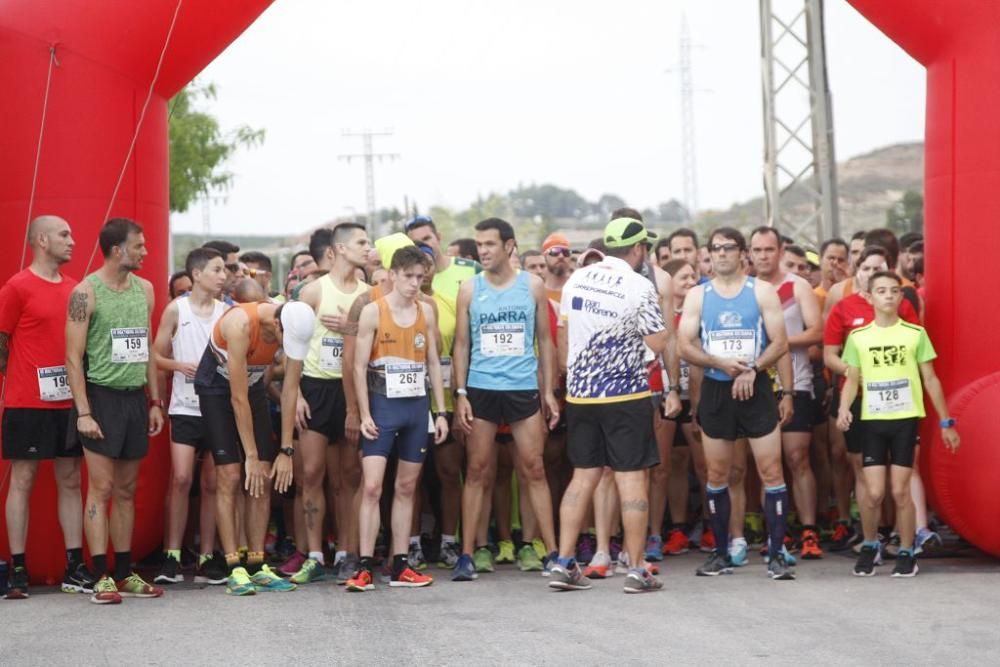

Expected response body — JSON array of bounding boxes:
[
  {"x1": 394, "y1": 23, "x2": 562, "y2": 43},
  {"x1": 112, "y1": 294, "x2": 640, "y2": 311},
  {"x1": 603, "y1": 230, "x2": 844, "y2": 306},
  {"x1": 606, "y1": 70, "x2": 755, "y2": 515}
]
[
  {"x1": 154, "y1": 554, "x2": 183, "y2": 584},
  {"x1": 767, "y1": 554, "x2": 796, "y2": 581},
  {"x1": 583, "y1": 550, "x2": 612, "y2": 579},
  {"x1": 91, "y1": 575, "x2": 123, "y2": 605},
  {"x1": 517, "y1": 544, "x2": 544, "y2": 572},
  {"x1": 195, "y1": 552, "x2": 229, "y2": 585},
  {"x1": 117, "y1": 573, "x2": 165, "y2": 598},
  {"x1": 892, "y1": 553, "x2": 919, "y2": 578},
  {"x1": 609, "y1": 535, "x2": 623, "y2": 563},
  {"x1": 698, "y1": 527, "x2": 717, "y2": 553},
  {"x1": 853, "y1": 545, "x2": 878, "y2": 577},
  {"x1": 225, "y1": 567, "x2": 256, "y2": 596},
  {"x1": 390, "y1": 567, "x2": 433, "y2": 588},
  {"x1": 761, "y1": 540, "x2": 797, "y2": 566},
  {"x1": 5, "y1": 566, "x2": 29, "y2": 599},
  {"x1": 663, "y1": 528, "x2": 690, "y2": 556},
  {"x1": 729, "y1": 537, "x2": 749, "y2": 567},
  {"x1": 452, "y1": 554, "x2": 478, "y2": 581},
  {"x1": 531, "y1": 537, "x2": 547, "y2": 561},
  {"x1": 495, "y1": 539, "x2": 516, "y2": 564},
  {"x1": 408, "y1": 542, "x2": 429, "y2": 571},
  {"x1": 290, "y1": 558, "x2": 324, "y2": 585},
  {"x1": 336, "y1": 553, "x2": 359, "y2": 585},
  {"x1": 696, "y1": 553, "x2": 734, "y2": 577},
  {"x1": 800, "y1": 528, "x2": 824, "y2": 559},
  {"x1": 615, "y1": 551, "x2": 631, "y2": 576},
  {"x1": 915, "y1": 528, "x2": 943, "y2": 556},
  {"x1": 437, "y1": 542, "x2": 460, "y2": 569},
  {"x1": 264, "y1": 531, "x2": 278, "y2": 555},
  {"x1": 251, "y1": 564, "x2": 297, "y2": 592},
  {"x1": 644, "y1": 535, "x2": 664, "y2": 562},
  {"x1": 829, "y1": 521, "x2": 853, "y2": 551},
  {"x1": 62, "y1": 562, "x2": 98, "y2": 594},
  {"x1": 542, "y1": 551, "x2": 560, "y2": 577},
  {"x1": 279, "y1": 551, "x2": 307, "y2": 577},
  {"x1": 575, "y1": 533, "x2": 596, "y2": 564},
  {"x1": 346, "y1": 568, "x2": 374, "y2": 592},
  {"x1": 548, "y1": 560, "x2": 591, "y2": 591},
  {"x1": 623, "y1": 567, "x2": 664, "y2": 594},
  {"x1": 473, "y1": 547, "x2": 494, "y2": 573}
]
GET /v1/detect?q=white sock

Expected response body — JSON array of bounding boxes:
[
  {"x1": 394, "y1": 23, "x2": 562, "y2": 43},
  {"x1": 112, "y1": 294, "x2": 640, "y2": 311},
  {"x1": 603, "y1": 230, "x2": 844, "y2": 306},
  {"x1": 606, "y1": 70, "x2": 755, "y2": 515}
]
[
  {"x1": 441, "y1": 534, "x2": 456, "y2": 547},
  {"x1": 334, "y1": 550, "x2": 346, "y2": 564},
  {"x1": 308, "y1": 551, "x2": 325, "y2": 565},
  {"x1": 409, "y1": 535, "x2": 421, "y2": 547}
]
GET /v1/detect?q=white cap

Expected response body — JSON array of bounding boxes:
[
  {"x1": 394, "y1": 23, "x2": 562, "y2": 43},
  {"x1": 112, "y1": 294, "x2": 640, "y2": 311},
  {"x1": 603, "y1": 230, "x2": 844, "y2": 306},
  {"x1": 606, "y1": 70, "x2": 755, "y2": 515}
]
[{"x1": 279, "y1": 301, "x2": 315, "y2": 361}]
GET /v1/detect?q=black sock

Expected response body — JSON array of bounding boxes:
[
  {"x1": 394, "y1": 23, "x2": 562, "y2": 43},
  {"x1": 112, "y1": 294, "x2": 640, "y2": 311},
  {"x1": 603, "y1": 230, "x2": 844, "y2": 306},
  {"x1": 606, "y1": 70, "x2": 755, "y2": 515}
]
[
  {"x1": 12, "y1": 553, "x2": 26, "y2": 570},
  {"x1": 764, "y1": 485, "x2": 789, "y2": 559},
  {"x1": 92, "y1": 554, "x2": 108, "y2": 577},
  {"x1": 245, "y1": 558, "x2": 263, "y2": 576},
  {"x1": 113, "y1": 551, "x2": 131, "y2": 581},
  {"x1": 392, "y1": 554, "x2": 409, "y2": 577},
  {"x1": 706, "y1": 485, "x2": 731, "y2": 559},
  {"x1": 66, "y1": 548, "x2": 83, "y2": 567},
  {"x1": 360, "y1": 556, "x2": 376, "y2": 575}
]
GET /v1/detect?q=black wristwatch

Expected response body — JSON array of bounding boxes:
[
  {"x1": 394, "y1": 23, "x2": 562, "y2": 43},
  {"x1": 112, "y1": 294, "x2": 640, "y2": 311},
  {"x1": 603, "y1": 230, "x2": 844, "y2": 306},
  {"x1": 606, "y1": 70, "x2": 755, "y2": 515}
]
[
  {"x1": 750, "y1": 363, "x2": 761, "y2": 374},
  {"x1": 279, "y1": 446, "x2": 295, "y2": 457},
  {"x1": 435, "y1": 411, "x2": 448, "y2": 420}
]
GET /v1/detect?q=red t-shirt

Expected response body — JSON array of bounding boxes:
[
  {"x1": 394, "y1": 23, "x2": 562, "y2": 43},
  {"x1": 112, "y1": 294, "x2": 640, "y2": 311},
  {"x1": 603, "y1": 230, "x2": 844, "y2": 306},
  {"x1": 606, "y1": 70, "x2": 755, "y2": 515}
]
[
  {"x1": 824, "y1": 292, "x2": 920, "y2": 346},
  {"x1": 0, "y1": 269, "x2": 78, "y2": 409}
]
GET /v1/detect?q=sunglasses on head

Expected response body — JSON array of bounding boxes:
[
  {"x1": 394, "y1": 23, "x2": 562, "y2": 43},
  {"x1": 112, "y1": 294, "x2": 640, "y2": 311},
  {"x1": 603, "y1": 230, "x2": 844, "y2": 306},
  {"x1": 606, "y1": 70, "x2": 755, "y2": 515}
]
[{"x1": 546, "y1": 247, "x2": 571, "y2": 258}]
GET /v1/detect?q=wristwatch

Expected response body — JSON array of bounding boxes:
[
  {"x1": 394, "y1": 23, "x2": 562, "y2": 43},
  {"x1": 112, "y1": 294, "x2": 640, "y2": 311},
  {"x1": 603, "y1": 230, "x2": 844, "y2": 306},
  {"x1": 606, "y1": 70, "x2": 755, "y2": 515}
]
[
  {"x1": 750, "y1": 363, "x2": 761, "y2": 374},
  {"x1": 149, "y1": 399, "x2": 164, "y2": 409},
  {"x1": 435, "y1": 411, "x2": 448, "y2": 420},
  {"x1": 939, "y1": 418, "x2": 956, "y2": 429},
  {"x1": 455, "y1": 387, "x2": 468, "y2": 397},
  {"x1": 279, "y1": 446, "x2": 295, "y2": 457}
]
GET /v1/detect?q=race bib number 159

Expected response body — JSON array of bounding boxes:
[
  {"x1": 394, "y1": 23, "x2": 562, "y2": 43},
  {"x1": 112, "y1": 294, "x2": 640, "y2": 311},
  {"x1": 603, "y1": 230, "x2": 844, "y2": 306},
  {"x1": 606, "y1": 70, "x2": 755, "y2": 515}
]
[{"x1": 111, "y1": 327, "x2": 148, "y2": 363}]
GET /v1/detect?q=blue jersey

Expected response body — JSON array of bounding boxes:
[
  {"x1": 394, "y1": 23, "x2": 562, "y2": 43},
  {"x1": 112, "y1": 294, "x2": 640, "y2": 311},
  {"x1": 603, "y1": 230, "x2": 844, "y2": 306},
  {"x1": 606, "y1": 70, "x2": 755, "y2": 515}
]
[
  {"x1": 468, "y1": 271, "x2": 538, "y2": 391},
  {"x1": 700, "y1": 277, "x2": 767, "y2": 382}
]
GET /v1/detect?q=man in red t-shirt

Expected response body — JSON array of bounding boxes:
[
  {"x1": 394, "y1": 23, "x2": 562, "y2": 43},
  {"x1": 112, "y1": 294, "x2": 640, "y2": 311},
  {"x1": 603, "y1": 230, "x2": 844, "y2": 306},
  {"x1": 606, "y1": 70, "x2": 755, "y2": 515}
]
[
  {"x1": 823, "y1": 245, "x2": 919, "y2": 548},
  {"x1": 0, "y1": 216, "x2": 86, "y2": 599}
]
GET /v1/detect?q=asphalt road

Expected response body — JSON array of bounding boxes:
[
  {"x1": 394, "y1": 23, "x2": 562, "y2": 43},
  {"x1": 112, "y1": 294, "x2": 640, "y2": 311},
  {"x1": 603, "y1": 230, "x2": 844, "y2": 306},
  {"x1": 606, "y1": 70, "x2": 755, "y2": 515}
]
[{"x1": 2, "y1": 548, "x2": 998, "y2": 666}]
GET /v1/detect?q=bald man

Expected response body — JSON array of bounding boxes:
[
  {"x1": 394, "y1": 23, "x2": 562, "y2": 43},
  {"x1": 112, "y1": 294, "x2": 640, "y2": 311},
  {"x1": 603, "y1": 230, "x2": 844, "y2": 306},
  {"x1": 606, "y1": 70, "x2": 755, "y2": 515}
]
[{"x1": 0, "y1": 216, "x2": 87, "y2": 599}]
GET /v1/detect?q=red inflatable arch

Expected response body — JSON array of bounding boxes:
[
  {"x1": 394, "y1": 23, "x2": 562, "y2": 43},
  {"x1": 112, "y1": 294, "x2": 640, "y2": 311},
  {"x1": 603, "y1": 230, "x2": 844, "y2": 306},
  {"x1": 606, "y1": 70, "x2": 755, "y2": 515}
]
[
  {"x1": 848, "y1": 1, "x2": 1000, "y2": 555},
  {"x1": 0, "y1": 0, "x2": 273, "y2": 583}
]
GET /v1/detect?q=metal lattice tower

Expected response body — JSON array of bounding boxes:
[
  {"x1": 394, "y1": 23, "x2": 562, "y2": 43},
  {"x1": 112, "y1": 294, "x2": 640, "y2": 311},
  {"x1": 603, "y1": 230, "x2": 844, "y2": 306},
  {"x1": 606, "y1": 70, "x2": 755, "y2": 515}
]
[
  {"x1": 679, "y1": 15, "x2": 699, "y2": 219},
  {"x1": 760, "y1": 0, "x2": 839, "y2": 246},
  {"x1": 339, "y1": 129, "x2": 399, "y2": 238}
]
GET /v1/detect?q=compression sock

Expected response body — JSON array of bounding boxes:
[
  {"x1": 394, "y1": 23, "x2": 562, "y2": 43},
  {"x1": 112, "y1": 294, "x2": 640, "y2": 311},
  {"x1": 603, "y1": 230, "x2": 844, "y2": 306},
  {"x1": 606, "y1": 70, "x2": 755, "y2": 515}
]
[
  {"x1": 764, "y1": 485, "x2": 789, "y2": 560},
  {"x1": 113, "y1": 551, "x2": 131, "y2": 581},
  {"x1": 706, "y1": 484, "x2": 731, "y2": 559}
]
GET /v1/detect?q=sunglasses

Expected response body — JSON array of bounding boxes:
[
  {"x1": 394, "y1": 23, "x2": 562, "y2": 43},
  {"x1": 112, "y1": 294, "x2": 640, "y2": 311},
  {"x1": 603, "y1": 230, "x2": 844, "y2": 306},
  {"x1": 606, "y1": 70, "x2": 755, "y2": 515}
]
[
  {"x1": 709, "y1": 243, "x2": 740, "y2": 254},
  {"x1": 546, "y1": 247, "x2": 571, "y2": 258}
]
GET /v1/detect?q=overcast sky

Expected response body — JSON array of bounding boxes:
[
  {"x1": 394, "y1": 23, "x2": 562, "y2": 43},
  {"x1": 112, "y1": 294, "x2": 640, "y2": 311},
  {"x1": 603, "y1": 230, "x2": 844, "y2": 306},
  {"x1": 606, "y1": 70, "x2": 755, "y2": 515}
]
[{"x1": 170, "y1": 0, "x2": 925, "y2": 237}]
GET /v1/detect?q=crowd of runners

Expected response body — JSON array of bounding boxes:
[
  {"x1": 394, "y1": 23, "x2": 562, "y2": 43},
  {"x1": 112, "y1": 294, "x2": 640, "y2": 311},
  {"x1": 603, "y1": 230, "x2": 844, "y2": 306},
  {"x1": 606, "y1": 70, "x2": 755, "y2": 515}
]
[{"x1": 0, "y1": 209, "x2": 958, "y2": 602}]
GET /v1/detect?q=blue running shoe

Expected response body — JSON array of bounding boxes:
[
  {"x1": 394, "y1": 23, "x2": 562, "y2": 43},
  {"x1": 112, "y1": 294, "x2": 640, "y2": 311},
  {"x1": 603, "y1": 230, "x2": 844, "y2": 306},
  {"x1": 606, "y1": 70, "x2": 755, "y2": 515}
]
[
  {"x1": 729, "y1": 537, "x2": 749, "y2": 567},
  {"x1": 644, "y1": 535, "x2": 664, "y2": 562},
  {"x1": 451, "y1": 553, "x2": 478, "y2": 582}
]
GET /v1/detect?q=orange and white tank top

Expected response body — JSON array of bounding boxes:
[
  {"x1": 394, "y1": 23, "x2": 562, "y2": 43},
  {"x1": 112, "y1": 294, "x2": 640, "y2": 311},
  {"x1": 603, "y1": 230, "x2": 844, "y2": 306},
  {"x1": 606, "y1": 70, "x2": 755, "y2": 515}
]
[
  {"x1": 367, "y1": 297, "x2": 428, "y2": 398},
  {"x1": 208, "y1": 303, "x2": 279, "y2": 387}
]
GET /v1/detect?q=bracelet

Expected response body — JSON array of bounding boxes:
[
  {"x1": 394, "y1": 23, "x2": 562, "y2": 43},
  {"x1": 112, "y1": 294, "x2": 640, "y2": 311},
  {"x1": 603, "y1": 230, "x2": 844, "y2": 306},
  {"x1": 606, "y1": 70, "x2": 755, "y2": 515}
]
[{"x1": 77, "y1": 413, "x2": 91, "y2": 419}]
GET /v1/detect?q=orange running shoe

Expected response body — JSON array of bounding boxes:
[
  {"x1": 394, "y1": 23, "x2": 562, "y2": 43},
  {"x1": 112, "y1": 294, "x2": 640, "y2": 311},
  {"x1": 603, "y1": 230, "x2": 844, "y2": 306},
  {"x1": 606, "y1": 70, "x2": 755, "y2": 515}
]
[
  {"x1": 699, "y1": 527, "x2": 716, "y2": 553},
  {"x1": 389, "y1": 567, "x2": 433, "y2": 588},
  {"x1": 800, "y1": 528, "x2": 824, "y2": 560},
  {"x1": 663, "y1": 529, "x2": 690, "y2": 555},
  {"x1": 346, "y1": 569, "x2": 374, "y2": 592},
  {"x1": 583, "y1": 551, "x2": 612, "y2": 579}
]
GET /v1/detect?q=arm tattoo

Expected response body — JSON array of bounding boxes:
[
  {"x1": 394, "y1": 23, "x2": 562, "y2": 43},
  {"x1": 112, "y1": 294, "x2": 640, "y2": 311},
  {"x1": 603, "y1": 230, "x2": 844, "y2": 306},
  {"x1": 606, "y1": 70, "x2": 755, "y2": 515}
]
[
  {"x1": 346, "y1": 293, "x2": 372, "y2": 326},
  {"x1": 68, "y1": 291, "x2": 89, "y2": 322},
  {"x1": 621, "y1": 499, "x2": 649, "y2": 513}
]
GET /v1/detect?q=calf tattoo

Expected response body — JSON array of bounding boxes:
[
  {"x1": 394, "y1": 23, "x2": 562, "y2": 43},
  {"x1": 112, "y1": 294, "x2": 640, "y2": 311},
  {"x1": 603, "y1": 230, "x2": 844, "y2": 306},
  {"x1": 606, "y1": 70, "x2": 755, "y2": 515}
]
[
  {"x1": 621, "y1": 499, "x2": 649, "y2": 513},
  {"x1": 304, "y1": 500, "x2": 318, "y2": 529}
]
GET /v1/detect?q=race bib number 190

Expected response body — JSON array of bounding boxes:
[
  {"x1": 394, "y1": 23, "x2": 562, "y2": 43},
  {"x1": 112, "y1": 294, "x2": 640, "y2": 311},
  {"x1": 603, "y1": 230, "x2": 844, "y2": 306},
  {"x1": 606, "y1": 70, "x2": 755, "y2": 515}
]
[
  {"x1": 480, "y1": 323, "x2": 525, "y2": 357},
  {"x1": 386, "y1": 363, "x2": 426, "y2": 399},
  {"x1": 37, "y1": 365, "x2": 71, "y2": 402},
  {"x1": 111, "y1": 327, "x2": 148, "y2": 363}
]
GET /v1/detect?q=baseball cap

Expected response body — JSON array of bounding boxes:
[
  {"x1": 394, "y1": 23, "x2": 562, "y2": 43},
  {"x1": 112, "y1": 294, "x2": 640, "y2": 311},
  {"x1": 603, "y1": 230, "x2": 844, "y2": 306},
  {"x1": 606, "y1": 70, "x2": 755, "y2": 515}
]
[
  {"x1": 603, "y1": 217, "x2": 657, "y2": 248},
  {"x1": 279, "y1": 301, "x2": 315, "y2": 361},
  {"x1": 577, "y1": 247, "x2": 605, "y2": 267},
  {"x1": 374, "y1": 232, "x2": 415, "y2": 270},
  {"x1": 542, "y1": 232, "x2": 570, "y2": 254},
  {"x1": 805, "y1": 250, "x2": 820, "y2": 268}
]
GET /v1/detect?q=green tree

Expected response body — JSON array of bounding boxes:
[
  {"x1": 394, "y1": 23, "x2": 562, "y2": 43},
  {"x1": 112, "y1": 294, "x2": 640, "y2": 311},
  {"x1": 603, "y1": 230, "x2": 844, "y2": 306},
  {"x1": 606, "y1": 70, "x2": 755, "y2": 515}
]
[
  {"x1": 168, "y1": 82, "x2": 265, "y2": 213},
  {"x1": 886, "y1": 190, "x2": 924, "y2": 235}
]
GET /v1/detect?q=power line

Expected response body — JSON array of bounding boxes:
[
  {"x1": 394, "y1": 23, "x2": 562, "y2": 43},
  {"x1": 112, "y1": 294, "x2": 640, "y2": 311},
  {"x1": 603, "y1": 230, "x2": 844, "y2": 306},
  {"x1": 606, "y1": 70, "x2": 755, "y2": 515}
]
[{"x1": 338, "y1": 129, "x2": 399, "y2": 238}]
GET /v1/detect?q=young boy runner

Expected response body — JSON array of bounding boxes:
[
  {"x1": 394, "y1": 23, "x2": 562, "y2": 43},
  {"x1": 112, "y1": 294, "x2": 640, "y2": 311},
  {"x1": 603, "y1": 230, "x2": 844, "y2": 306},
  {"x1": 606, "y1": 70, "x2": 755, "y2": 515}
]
[
  {"x1": 346, "y1": 246, "x2": 449, "y2": 591},
  {"x1": 836, "y1": 271, "x2": 959, "y2": 577}
]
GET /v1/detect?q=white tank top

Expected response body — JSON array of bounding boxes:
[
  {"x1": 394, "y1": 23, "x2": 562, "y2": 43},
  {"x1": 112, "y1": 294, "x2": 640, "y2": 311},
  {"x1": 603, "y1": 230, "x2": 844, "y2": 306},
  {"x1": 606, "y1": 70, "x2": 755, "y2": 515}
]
[
  {"x1": 170, "y1": 296, "x2": 227, "y2": 416},
  {"x1": 777, "y1": 273, "x2": 813, "y2": 394}
]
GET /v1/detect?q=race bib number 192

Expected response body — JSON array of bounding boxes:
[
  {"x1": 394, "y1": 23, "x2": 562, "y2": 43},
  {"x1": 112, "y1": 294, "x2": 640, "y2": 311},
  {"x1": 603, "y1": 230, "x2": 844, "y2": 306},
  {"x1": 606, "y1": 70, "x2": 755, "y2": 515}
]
[
  {"x1": 480, "y1": 323, "x2": 525, "y2": 357},
  {"x1": 111, "y1": 327, "x2": 148, "y2": 363}
]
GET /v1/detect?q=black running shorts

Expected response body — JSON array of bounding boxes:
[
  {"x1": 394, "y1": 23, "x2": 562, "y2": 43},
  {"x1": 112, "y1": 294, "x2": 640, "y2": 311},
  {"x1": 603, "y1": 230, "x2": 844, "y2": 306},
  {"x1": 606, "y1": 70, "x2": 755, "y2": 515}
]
[
  {"x1": 566, "y1": 397, "x2": 659, "y2": 472},
  {"x1": 862, "y1": 418, "x2": 918, "y2": 468},
  {"x1": 697, "y1": 374, "x2": 779, "y2": 442},
  {"x1": 69, "y1": 384, "x2": 148, "y2": 460},
  {"x1": 170, "y1": 414, "x2": 208, "y2": 450},
  {"x1": 781, "y1": 391, "x2": 819, "y2": 434},
  {"x1": 200, "y1": 390, "x2": 276, "y2": 465},
  {"x1": 2, "y1": 408, "x2": 78, "y2": 460},
  {"x1": 300, "y1": 376, "x2": 347, "y2": 443},
  {"x1": 466, "y1": 387, "x2": 539, "y2": 426}
]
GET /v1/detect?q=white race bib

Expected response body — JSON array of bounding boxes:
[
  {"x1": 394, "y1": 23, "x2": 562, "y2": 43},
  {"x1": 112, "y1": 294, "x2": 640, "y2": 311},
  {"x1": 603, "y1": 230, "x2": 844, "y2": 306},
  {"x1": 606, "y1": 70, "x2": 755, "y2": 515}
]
[
  {"x1": 248, "y1": 365, "x2": 268, "y2": 386},
  {"x1": 866, "y1": 379, "x2": 914, "y2": 415},
  {"x1": 319, "y1": 336, "x2": 344, "y2": 373},
  {"x1": 708, "y1": 329, "x2": 754, "y2": 360},
  {"x1": 679, "y1": 363, "x2": 690, "y2": 393},
  {"x1": 385, "y1": 363, "x2": 426, "y2": 399},
  {"x1": 111, "y1": 327, "x2": 148, "y2": 363},
  {"x1": 480, "y1": 323, "x2": 525, "y2": 357},
  {"x1": 37, "y1": 365, "x2": 71, "y2": 402},
  {"x1": 440, "y1": 356, "x2": 452, "y2": 390},
  {"x1": 176, "y1": 375, "x2": 200, "y2": 409}
]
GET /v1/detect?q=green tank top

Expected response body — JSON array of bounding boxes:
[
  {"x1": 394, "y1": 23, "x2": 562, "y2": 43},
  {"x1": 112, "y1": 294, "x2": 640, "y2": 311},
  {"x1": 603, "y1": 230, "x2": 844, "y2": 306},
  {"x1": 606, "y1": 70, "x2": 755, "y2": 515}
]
[{"x1": 85, "y1": 273, "x2": 149, "y2": 389}]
